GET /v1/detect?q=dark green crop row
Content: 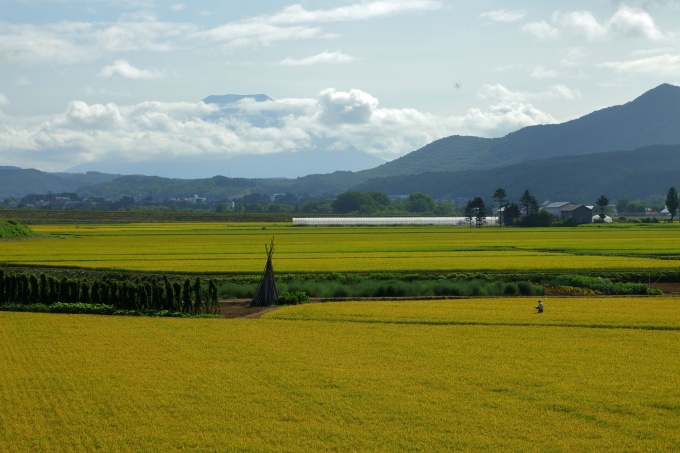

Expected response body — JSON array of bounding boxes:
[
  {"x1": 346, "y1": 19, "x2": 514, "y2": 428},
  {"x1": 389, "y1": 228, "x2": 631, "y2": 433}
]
[{"x1": 0, "y1": 270, "x2": 220, "y2": 314}]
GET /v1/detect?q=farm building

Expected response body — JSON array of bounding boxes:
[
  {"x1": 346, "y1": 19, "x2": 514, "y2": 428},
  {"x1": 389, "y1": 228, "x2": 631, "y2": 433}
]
[
  {"x1": 543, "y1": 202, "x2": 592, "y2": 224},
  {"x1": 293, "y1": 217, "x2": 497, "y2": 226}
]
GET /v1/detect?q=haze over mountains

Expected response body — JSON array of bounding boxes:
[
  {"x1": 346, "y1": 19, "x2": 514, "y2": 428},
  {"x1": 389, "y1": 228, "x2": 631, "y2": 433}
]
[{"x1": 4, "y1": 84, "x2": 680, "y2": 203}]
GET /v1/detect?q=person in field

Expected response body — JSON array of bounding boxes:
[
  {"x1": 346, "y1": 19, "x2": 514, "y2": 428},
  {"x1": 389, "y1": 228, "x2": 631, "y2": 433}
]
[{"x1": 535, "y1": 300, "x2": 544, "y2": 314}]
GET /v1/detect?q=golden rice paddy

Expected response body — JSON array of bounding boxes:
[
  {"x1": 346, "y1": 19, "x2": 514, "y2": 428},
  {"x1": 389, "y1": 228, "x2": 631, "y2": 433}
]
[
  {"x1": 2, "y1": 223, "x2": 679, "y2": 451},
  {"x1": 1, "y1": 297, "x2": 678, "y2": 451},
  {"x1": 1, "y1": 222, "x2": 680, "y2": 273}
]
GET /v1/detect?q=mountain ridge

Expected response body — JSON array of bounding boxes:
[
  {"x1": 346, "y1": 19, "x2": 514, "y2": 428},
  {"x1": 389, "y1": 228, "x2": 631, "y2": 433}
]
[
  {"x1": 351, "y1": 143, "x2": 680, "y2": 203},
  {"x1": 355, "y1": 83, "x2": 680, "y2": 179}
]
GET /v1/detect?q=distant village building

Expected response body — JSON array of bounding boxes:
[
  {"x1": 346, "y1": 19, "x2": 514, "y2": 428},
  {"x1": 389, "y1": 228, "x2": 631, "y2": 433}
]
[
  {"x1": 543, "y1": 202, "x2": 593, "y2": 224},
  {"x1": 167, "y1": 194, "x2": 206, "y2": 204}
]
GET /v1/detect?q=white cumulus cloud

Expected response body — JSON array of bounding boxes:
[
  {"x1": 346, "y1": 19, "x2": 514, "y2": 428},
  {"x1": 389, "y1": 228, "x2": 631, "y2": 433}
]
[
  {"x1": 530, "y1": 66, "x2": 559, "y2": 79},
  {"x1": 561, "y1": 47, "x2": 586, "y2": 67},
  {"x1": 526, "y1": 5, "x2": 669, "y2": 42},
  {"x1": 200, "y1": 0, "x2": 443, "y2": 49},
  {"x1": 609, "y1": 5, "x2": 666, "y2": 40},
  {"x1": 598, "y1": 53, "x2": 680, "y2": 76},
  {"x1": 480, "y1": 9, "x2": 526, "y2": 23},
  {"x1": 316, "y1": 88, "x2": 379, "y2": 124},
  {"x1": 98, "y1": 59, "x2": 164, "y2": 80},
  {"x1": 522, "y1": 21, "x2": 560, "y2": 40},
  {"x1": 280, "y1": 50, "x2": 356, "y2": 66},
  {"x1": 553, "y1": 10, "x2": 608, "y2": 40},
  {"x1": 0, "y1": 85, "x2": 561, "y2": 170},
  {"x1": 462, "y1": 102, "x2": 557, "y2": 137},
  {"x1": 478, "y1": 84, "x2": 581, "y2": 102},
  {"x1": 267, "y1": 1, "x2": 444, "y2": 24}
]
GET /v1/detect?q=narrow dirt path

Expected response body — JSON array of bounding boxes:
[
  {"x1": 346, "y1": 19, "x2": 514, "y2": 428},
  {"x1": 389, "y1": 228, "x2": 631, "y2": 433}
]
[{"x1": 219, "y1": 300, "x2": 278, "y2": 318}]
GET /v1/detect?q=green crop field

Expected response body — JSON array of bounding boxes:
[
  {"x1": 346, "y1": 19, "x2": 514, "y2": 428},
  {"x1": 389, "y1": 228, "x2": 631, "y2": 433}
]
[
  {"x1": 2, "y1": 222, "x2": 680, "y2": 273},
  {"x1": 1, "y1": 297, "x2": 678, "y2": 451}
]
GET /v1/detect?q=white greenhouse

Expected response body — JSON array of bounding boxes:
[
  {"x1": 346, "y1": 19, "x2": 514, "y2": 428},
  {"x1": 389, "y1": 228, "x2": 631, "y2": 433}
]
[{"x1": 293, "y1": 217, "x2": 498, "y2": 226}]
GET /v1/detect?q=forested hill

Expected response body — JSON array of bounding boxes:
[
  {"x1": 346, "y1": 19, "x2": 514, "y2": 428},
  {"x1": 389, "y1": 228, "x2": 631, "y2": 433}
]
[
  {"x1": 356, "y1": 83, "x2": 680, "y2": 178},
  {"x1": 76, "y1": 144, "x2": 680, "y2": 202},
  {"x1": 0, "y1": 167, "x2": 119, "y2": 199},
  {"x1": 76, "y1": 172, "x2": 369, "y2": 201},
  {"x1": 351, "y1": 144, "x2": 680, "y2": 202}
]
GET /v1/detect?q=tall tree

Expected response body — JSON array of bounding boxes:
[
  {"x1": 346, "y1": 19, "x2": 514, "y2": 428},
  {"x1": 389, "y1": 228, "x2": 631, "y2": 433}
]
[
  {"x1": 666, "y1": 187, "x2": 679, "y2": 223},
  {"x1": 492, "y1": 188, "x2": 507, "y2": 227},
  {"x1": 79, "y1": 281, "x2": 91, "y2": 304},
  {"x1": 29, "y1": 274, "x2": 39, "y2": 304},
  {"x1": 193, "y1": 277, "x2": 202, "y2": 314},
  {"x1": 464, "y1": 200, "x2": 475, "y2": 227},
  {"x1": 520, "y1": 190, "x2": 538, "y2": 217},
  {"x1": 503, "y1": 202, "x2": 521, "y2": 226},
  {"x1": 595, "y1": 195, "x2": 610, "y2": 219},
  {"x1": 208, "y1": 279, "x2": 219, "y2": 314},
  {"x1": 182, "y1": 279, "x2": 192, "y2": 313},
  {"x1": 471, "y1": 197, "x2": 486, "y2": 228},
  {"x1": 39, "y1": 273, "x2": 49, "y2": 305}
]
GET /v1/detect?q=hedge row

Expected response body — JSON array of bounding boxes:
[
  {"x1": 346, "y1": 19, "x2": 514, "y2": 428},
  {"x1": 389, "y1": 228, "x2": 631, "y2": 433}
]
[{"x1": 0, "y1": 270, "x2": 219, "y2": 314}]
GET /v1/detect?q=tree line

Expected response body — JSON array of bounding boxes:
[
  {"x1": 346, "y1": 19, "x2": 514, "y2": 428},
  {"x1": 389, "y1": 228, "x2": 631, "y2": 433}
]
[
  {"x1": 9, "y1": 186, "x2": 680, "y2": 223},
  {"x1": 226, "y1": 191, "x2": 462, "y2": 216},
  {"x1": 0, "y1": 271, "x2": 219, "y2": 314}
]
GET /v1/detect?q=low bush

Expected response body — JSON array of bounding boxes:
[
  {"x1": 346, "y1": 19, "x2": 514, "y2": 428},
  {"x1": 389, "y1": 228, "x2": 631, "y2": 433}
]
[
  {"x1": 0, "y1": 218, "x2": 37, "y2": 238},
  {"x1": 278, "y1": 291, "x2": 309, "y2": 305},
  {"x1": 503, "y1": 282, "x2": 519, "y2": 296}
]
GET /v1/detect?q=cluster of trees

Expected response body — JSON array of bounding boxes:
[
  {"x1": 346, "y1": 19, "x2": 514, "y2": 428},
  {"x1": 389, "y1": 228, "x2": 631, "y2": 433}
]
[
  {"x1": 464, "y1": 188, "x2": 554, "y2": 228},
  {"x1": 0, "y1": 271, "x2": 219, "y2": 314},
  {"x1": 616, "y1": 186, "x2": 679, "y2": 222},
  {"x1": 8, "y1": 188, "x2": 461, "y2": 216},
  {"x1": 329, "y1": 191, "x2": 458, "y2": 215}
]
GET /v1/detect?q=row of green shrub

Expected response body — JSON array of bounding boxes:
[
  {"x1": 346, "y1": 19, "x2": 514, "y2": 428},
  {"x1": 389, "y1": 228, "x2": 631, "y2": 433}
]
[
  {"x1": 540, "y1": 274, "x2": 662, "y2": 295},
  {"x1": 215, "y1": 270, "x2": 665, "y2": 299},
  {"x1": 0, "y1": 270, "x2": 220, "y2": 314},
  {"x1": 217, "y1": 278, "x2": 544, "y2": 299}
]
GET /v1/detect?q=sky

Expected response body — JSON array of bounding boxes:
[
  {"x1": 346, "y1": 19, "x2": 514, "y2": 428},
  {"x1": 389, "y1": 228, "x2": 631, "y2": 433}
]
[{"x1": 1, "y1": 0, "x2": 680, "y2": 175}]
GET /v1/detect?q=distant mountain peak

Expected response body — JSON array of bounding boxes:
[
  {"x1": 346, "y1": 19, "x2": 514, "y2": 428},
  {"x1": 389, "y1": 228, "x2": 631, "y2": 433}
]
[
  {"x1": 202, "y1": 94, "x2": 273, "y2": 104},
  {"x1": 646, "y1": 82, "x2": 677, "y2": 92},
  {"x1": 631, "y1": 83, "x2": 680, "y2": 103}
]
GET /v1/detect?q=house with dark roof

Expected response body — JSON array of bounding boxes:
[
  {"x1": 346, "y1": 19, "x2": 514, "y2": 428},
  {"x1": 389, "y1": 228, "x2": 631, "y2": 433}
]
[{"x1": 543, "y1": 202, "x2": 592, "y2": 224}]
